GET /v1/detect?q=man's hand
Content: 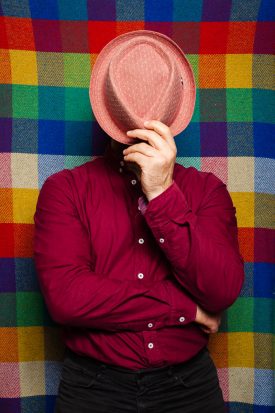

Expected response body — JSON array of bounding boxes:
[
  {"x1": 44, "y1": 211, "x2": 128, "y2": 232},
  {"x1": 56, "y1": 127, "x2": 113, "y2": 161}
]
[
  {"x1": 123, "y1": 120, "x2": 177, "y2": 201},
  {"x1": 195, "y1": 305, "x2": 222, "y2": 334}
]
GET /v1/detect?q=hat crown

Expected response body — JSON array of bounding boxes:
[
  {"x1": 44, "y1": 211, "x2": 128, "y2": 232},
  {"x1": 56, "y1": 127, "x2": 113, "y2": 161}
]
[{"x1": 105, "y1": 37, "x2": 183, "y2": 133}]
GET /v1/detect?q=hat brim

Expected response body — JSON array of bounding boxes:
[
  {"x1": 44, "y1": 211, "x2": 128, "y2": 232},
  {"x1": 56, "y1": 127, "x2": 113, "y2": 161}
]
[{"x1": 89, "y1": 30, "x2": 196, "y2": 144}]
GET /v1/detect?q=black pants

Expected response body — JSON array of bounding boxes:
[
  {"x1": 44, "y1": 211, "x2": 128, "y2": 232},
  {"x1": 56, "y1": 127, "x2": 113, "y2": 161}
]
[{"x1": 55, "y1": 345, "x2": 226, "y2": 413}]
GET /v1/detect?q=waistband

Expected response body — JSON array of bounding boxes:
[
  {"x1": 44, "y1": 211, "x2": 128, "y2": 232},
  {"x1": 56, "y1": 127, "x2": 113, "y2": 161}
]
[{"x1": 63, "y1": 345, "x2": 209, "y2": 379}]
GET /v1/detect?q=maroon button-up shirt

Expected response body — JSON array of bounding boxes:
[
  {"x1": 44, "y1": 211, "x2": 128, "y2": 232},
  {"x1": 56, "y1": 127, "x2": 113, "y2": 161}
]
[{"x1": 33, "y1": 140, "x2": 245, "y2": 370}]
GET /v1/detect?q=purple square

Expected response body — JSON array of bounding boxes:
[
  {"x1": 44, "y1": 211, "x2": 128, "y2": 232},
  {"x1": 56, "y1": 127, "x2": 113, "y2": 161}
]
[
  {"x1": 254, "y1": 22, "x2": 274, "y2": 54},
  {"x1": 202, "y1": 0, "x2": 232, "y2": 21},
  {"x1": 145, "y1": 22, "x2": 173, "y2": 38},
  {"x1": 87, "y1": 0, "x2": 116, "y2": 20},
  {"x1": 0, "y1": 258, "x2": 16, "y2": 292},
  {"x1": 0, "y1": 118, "x2": 12, "y2": 152},
  {"x1": 200, "y1": 122, "x2": 227, "y2": 156}
]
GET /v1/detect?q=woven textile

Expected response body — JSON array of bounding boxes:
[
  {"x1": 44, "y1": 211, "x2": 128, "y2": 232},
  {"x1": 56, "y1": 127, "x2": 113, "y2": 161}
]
[{"x1": 0, "y1": 1, "x2": 274, "y2": 412}]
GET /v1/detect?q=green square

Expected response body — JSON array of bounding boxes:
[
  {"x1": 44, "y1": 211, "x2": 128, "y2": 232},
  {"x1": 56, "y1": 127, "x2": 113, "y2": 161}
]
[
  {"x1": 227, "y1": 89, "x2": 253, "y2": 122},
  {"x1": 186, "y1": 54, "x2": 199, "y2": 86},
  {"x1": 17, "y1": 292, "x2": 45, "y2": 326},
  {"x1": 65, "y1": 87, "x2": 92, "y2": 121},
  {"x1": 13, "y1": 85, "x2": 38, "y2": 119},
  {"x1": 176, "y1": 157, "x2": 201, "y2": 170},
  {"x1": 0, "y1": 84, "x2": 12, "y2": 117},
  {"x1": 227, "y1": 297, "x2": 253, "y2": 331},
  {"x1": 64, "y1": 53, "x2": 91, "y2": 88},
  {"x1": 0, "y1": 293, "x2": 17, "y2": 326},
  {"x1": 64, "y1": 155, "x2": 91, "y2": 168}
]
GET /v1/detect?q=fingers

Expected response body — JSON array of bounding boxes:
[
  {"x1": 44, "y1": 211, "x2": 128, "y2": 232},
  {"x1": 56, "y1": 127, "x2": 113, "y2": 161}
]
[
  {"x1": 144, "y1": 120, "x2": 176, "y2": 151},
  {"x1": 126, "y1": 128, "x2": 168, "y2": 151},
  {"x1": 123, "y1": 141, "x2": 157, "y2": 157}
]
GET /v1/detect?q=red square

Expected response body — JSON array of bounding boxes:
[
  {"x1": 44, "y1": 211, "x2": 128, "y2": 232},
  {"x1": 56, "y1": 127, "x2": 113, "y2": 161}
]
[
  {"x1": 5, "y1": 17, "x2": 35, "y2": 50},
  {"x1": 227, "y1": 22, "x2": 256, "y2": 53},
  {"x1": 254, "y1": 22, "x2": 274, "y2": 54},
  {"x1": 200, "y1": 22, "x2": 229, "y2": 54},
  {"x1": 0, "y1": 17, "x2": 9, "y2": 48},
  {"x1": 116, "y1": 21, "x2": 145, "y2": 37},
  {"x1": 60, "y1": 21, "x2": 89, "y2": 53},
  {"x1": 14, "y1": 224, "x2": 34, "y2": 258},
  {"x1": 32, "y1": 19, "x2": 62, "y2": 52},
  {"x1": 173, "y1": 22, "x2": 200, "y2": 54},
  {"x1": 0, "y1": 224, "x2": 14, "y2": 257},
  {"x1": 88, "y1": 21, "x2": 116, "y2": 53}
]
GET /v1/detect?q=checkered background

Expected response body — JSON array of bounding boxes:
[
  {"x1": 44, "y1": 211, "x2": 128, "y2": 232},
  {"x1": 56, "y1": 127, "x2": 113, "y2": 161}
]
[{"x1": 0, "y1": 1, "x2": 274, "y2": 412}]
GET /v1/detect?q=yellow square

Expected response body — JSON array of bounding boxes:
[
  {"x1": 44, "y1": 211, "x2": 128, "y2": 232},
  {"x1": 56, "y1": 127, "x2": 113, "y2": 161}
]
[
  {"x1": 19, "y1": 360, "x2": 45, "y2": 396},
  {"x1": 13, "y1": 188, "x2": 39, "y2": 223},
  {"x1": 10, "y1": 50, "x2": 38, "y2": 85},
  {"x1": 226, "y1": 54, "x2": 252, "y2": 88},
  {"x1": 228, "y1": 157, "x2": 254, "y2": 192},
  {"x1": 11, "y1": 153, "x2": 38, "y2": 188},
  {"x1": 230, "y1": 192, "x2": 254, "y2": 228},
  {"x1": 18, "y1": 326, "x2": 45, "y2": 361},
  {"x1": 228, "y1": 332, "x2": 254, "y2": 367}
]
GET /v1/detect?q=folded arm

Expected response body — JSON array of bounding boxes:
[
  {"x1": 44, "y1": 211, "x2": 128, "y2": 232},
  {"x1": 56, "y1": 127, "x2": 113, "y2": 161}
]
[
  {"x1": 33, "y1": 171, "x2": 197, "y2": 332},
  {"x1": 139, "y1": 172, "x2": 245, "y2": 314}
]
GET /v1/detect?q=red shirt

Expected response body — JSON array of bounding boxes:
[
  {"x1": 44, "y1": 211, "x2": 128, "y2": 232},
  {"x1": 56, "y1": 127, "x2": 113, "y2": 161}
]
[{"x1": 33, "y1": 141, "x2": 245, "y2": 370}]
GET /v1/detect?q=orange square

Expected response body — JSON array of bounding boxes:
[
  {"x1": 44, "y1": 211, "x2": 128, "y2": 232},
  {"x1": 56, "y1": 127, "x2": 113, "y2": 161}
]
[
  {"x1": 0, "y1": 49, "x2": 12, "y2": 84},
  {"x1": 227, "y1": 22, "x2": 256, "y2": 53},
  {"x1": 14, "y1": 223, "x2": 34, "y2": 258},
  {"x1": 238, "y1": 227, "x2": 253, "y2": 262},
  {"x1": 116, "y1": 21, "x2": 145, "y2": 36},
  {"x1": 0, "y1": 188, "x2": 13, "y2": 222},
  {"x1": 199, "y1": 54, "x2": 226, "y2": 88},
  {"x1": 0, "y1": 328, "x2": 18, "y2": 362}
]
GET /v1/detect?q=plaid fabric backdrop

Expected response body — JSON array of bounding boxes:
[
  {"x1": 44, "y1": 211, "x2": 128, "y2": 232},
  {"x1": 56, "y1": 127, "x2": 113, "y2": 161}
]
[{"x1": 0, "y1": 1, "x2": 274, "y2": 412}]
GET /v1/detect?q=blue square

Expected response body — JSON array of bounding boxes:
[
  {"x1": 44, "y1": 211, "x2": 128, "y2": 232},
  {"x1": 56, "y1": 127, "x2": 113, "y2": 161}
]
[
  {"x1": 1, "y1": 0, "x2": 31, "y2": 17},
  {"x1": 175, "y1": 122, "x2": 200, "y2": 156},
  {"x1": 253, "y1": 123, "x2": 275, "y2": 159},
  {"x1": 29, "y1": 0, "x2": 59, "y2": 19},
  {"x1": 38, "y1": 154, "x2": 65, "y2": 189},
  {"x1": 228, "y1": 122, "x2": 254, "y2": 156},
  {"x1": 173, "y1": 0, "x2": 202, "y2": 21},
  {"x1": 254, "y1": 369, "x2": 274, "y2": 406},
  {"x1": 257, "y1": 0, "x2": 275, "y2": 21},
  {"x1": 58, "y1": 0, "x2": 88, "y2": 20},
  {"x1": 39, "y1": 86, "x2": 65, "y2": 121},
  {"x1": 15, "y1": 258, "x2": 40, "y2": 292},
  {"x1": 12, "y1": 119, "x2": 38, "y2": 154},
  {"x1": 145, "y1": 0, "x2": 173, "y2": 21},
  {"x1": 255, "y1": 158, "x2": 274, "y2": 194},
  {"x1": 38, "y1": 120, "x2": 65, "y2": 155},
  {"x1": 239, "y1": 262, "x2": 253, "y2": 297},
  {"x1": 231, "y1": 0, "x2": 261, "y2": 21},
  {"x1": 65, "y1": 121, "x2": 92, "y2": 155},
  {"x1": 253, "y1": 263, "x2": 274, "y2": 299}
]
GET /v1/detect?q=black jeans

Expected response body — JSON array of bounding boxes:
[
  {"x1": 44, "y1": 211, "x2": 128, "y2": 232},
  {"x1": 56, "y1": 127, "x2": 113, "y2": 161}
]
[{"x1": 55, "y1": 345, "x2": 226, "y2": 413}]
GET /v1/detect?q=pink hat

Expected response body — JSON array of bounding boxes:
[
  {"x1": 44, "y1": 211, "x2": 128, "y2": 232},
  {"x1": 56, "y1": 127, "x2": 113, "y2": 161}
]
[{"x1": 89, "y1": 29, "x2": 196, "y2": 145}]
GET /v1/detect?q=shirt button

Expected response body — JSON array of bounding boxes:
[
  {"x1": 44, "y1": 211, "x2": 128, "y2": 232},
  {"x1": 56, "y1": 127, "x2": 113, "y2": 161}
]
[
  {"x1": 120, "y1": 160, "x2": 125, "y2": 166},
  {"x1": 138, "y1": 205, "x2": 141, "y2": 210},
  {"x1": 159, "y1": 238, "x2": 165, "y2": 243},
  {"x1": 131, "y1": 179, "x2": 137, "y2": 185},
  {"x1": 138, "y1": 238, "x2": 144, "y2": 244},
  {"x1": 148, "y1": 342, "x2": 154, "y2": 349},
  {"x1": 179, "y1": 316, "x2": 185, "y2": 322},
  {"x1": 137, "y1": 272, "x2": 144, "y2": 279},
  {"x1": 148, "y1": 322, "x2": 153, "y2": 328},
  {"x1": 119, "y1": 167, "x2": 123, "y2": 173}
]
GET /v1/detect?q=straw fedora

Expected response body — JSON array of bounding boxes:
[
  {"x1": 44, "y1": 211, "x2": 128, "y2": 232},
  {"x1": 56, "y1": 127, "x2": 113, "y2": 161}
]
[{"x1": 89, "y1": 29, "x2": 196, "y2": 144}]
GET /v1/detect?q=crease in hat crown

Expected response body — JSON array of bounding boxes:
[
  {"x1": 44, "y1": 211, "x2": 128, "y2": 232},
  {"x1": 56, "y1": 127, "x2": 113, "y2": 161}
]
[{"x1": 89, "y1": 30, "x2": 196, "y2": 144}]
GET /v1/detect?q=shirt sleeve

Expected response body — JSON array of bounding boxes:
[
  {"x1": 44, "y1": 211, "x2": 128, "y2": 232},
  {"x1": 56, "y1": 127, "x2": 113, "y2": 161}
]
[
  {"x1": 139, "y1": 174, "x2": 245, "y2": 314},
  {"x1": 33, "y1": 172, "x2": 197, "y2": 332}
]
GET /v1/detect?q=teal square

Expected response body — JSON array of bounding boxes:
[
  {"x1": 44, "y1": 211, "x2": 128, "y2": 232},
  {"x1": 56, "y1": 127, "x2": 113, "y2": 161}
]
[
  {"x1": 65, "y1": 87, "x2": 92, "y2": 121},
  {"x1": 0, "y1": 84, "x2": 12, "y2": 117},
  {"x1": 17, "y1": 292, "x2": 45, "y2": 326},
  {"x1": 227, "y1": 297, "x2": 253, "y2": 332},
  {"x1": 173, "y1": 0, "x2": 203, "y2": 21},
  {"x1": 64, "y1": 155, "x2": 91, "y2": 169},
  {"x1": 227, "y1": 89, "x2": 253, "y2": 122},
  {"x1": 0, "y1": 293, "x2": 17, "y2": 326},
  {"x1": 253, "y1": 89, "x2": 274, "y2": 123},
  {"x1": 254, "y1": 298, "x2": 273, "y2": 333},
  {"x1": 39, "y1": 86, "x2": 65, "y2": 120},
  {"x1": 13, "y1": 85, "x2": 38, "y2": 119}
]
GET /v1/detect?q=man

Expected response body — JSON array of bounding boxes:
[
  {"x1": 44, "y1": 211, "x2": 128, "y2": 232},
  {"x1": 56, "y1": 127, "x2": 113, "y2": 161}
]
[{"x1": 33, "y1": 30, "x2": 245, "y2": 412}]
